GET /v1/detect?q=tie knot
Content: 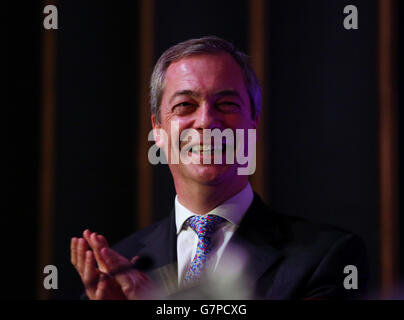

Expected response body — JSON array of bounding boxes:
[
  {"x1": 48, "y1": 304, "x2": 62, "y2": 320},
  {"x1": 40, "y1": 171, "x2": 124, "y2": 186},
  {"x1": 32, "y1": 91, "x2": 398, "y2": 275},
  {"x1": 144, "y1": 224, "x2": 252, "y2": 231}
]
[{"x1": 186, "y1": 215, "x2": 225, "y2": 238}]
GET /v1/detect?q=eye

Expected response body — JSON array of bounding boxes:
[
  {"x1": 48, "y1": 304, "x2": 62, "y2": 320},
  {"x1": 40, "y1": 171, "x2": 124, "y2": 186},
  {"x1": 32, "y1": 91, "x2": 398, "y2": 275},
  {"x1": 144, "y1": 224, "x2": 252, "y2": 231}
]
[
  {"x1": 176, "y1": 102, "x2": 192, "y2": 107},
  {"x1": 172, "y1": 102, "x2": 196, "y2": 115},
  {"x1": 216, "y1": 101, "x2": 240, "y2": 112}
]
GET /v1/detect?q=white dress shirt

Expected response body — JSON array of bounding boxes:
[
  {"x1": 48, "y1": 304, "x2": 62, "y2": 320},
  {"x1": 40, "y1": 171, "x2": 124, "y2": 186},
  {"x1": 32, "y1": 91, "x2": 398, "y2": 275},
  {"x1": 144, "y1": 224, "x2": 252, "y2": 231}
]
[{"x1": 175, "y1": 183, "x2": 254, "y2": 283}]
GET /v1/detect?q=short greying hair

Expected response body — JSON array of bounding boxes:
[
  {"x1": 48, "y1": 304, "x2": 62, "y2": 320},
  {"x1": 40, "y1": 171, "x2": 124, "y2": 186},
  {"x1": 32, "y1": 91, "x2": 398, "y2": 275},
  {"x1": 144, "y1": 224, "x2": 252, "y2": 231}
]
[{"x1": 150, "y1": 36, "x2": 262, "y2": 123}]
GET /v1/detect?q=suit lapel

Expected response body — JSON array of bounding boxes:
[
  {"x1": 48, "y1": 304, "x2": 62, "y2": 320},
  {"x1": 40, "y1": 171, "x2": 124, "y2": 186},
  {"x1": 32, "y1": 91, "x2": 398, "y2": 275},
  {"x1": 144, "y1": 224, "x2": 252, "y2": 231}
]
[
  {"x1": 133, "y1": 209, "x2": 178, "y2": 294},
  {"x1": 135, "y1": 209, "x2": 177, "y2": 271},
  {"x1": 228, "y1": 193, "x2": 284, "y2": 283}
]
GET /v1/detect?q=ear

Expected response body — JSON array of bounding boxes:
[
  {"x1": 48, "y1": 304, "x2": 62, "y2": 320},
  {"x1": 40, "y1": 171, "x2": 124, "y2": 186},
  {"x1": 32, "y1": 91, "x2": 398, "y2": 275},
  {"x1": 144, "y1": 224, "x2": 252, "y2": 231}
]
[
  {"x1": 151, "y1": 114, "x2": 160, "y2": 129},
  {"x1": 151, "y1": 114, "x2": 163, "y2": 148}
]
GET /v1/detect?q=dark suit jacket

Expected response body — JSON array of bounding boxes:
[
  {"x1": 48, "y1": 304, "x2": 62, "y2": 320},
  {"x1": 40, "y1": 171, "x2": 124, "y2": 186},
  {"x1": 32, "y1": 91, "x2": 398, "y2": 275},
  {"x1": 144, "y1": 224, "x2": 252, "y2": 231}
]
[{"x1": 112, "y1": 193, "x2": 369, "y2": 299}]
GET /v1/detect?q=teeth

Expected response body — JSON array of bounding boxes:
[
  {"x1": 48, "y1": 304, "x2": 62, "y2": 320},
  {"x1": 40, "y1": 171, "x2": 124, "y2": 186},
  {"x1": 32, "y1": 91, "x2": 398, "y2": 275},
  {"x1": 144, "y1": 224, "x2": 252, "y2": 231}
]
[{"x1": 190, "y1": 145, "x2": 223, "y2": 153}]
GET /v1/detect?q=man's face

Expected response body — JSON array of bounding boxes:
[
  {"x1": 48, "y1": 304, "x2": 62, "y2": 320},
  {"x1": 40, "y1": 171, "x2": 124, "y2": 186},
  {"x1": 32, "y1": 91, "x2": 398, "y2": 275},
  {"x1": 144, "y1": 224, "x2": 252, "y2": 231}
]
[{"x1": 152, "y1": 52, "x2": 258, "y2": 186}]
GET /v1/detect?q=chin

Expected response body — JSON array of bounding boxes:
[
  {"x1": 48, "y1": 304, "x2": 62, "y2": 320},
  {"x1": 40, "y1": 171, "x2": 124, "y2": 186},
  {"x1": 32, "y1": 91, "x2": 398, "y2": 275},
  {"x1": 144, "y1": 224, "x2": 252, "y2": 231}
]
[{"x1": 187, "y1": 163, "x2": 237, "y2": 186}]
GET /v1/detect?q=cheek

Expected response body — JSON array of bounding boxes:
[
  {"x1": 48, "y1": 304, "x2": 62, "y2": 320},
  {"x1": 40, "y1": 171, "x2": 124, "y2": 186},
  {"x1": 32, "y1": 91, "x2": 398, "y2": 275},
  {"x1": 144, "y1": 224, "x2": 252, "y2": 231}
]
[
  {"x1": 169, "y1": 118, "x2": 194, "y2": 137},
  {"x1": 176, "y1": 117, "x2": 194, "y2": 128},
  {"x1": 160, "y1": 119, "x2": 192, "y2": 149},
  {"x1": 224, "y1": 115, "x2": 254, "y2": 130}
]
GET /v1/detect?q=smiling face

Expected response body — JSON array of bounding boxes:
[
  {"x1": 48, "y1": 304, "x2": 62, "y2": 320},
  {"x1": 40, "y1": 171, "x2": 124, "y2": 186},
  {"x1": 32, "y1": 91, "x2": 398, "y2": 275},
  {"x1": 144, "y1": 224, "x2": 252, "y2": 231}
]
[{"x1": 152, "y1": 52, "x2": 258, "y2": 188}]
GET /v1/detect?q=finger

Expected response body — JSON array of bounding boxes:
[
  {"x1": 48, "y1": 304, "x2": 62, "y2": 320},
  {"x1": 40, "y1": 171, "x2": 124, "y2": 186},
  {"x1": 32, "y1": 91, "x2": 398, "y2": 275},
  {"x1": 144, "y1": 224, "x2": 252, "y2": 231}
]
[
  {"x1": 89, "y1": 232, "x2": 109, "y2": 272},
  {"x1": 83, "y1": 230, "x2": 103, "y2": 250},
  {"x1": 83, "y1": 230, "x2": 108, "y2": 272},
  {"x1": 70, "y1": 237, "x2": 78, "y2": 266},
  {"x1": 97, "y1": 234, "x2": 109, "y2": 247},
  {"x1": 90, "y1": 232, "x2": 109, "y2": 250},
  {"x1": 83, "y1": 229, "x2": 102, "y2": 251},
  {"x1": 82, "y1": 229, "x2": 92, "y2": 244},
  {"x1": 76, "y1": 238, "x2": 89, "y2": 276},
  {"x1": 94, "y1": 273, "x2": 109, "y2": 300},
  {"x1": 83, "y1": 250, "x2": 99, "y2": 289}
]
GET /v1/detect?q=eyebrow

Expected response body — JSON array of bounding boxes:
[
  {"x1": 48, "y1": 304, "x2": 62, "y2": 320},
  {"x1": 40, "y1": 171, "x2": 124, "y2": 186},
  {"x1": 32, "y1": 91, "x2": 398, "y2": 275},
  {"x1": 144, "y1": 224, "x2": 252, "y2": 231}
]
[
  {"x1": 214, "y1": 90, "x2": 242, "y2": 99},
  {"x1": 169, "y1": 90, "x2": 201, "y2": 104},
  {"x1": 168, "y1": 89, "x2": 242, "y2": 104}
]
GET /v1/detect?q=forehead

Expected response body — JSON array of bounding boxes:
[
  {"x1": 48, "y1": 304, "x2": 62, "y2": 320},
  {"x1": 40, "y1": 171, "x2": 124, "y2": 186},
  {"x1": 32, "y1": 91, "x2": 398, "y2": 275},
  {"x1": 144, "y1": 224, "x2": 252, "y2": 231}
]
[{"x1": 163, "y1": 52, "x2": 247, "y2": 96}]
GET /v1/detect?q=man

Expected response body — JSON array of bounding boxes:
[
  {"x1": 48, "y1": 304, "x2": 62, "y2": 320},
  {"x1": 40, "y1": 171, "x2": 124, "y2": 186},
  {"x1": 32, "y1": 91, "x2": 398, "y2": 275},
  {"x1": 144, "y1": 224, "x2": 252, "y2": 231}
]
[{"x1": 71, "y1": 36, "x2": 368, "y2": 299}]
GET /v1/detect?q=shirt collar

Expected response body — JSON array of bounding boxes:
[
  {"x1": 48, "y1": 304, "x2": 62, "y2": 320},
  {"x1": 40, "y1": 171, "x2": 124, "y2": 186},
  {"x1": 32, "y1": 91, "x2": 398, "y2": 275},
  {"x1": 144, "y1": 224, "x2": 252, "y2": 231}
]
[{"x1": 175, "y1": 183, "x2": 254, "y2": 234}]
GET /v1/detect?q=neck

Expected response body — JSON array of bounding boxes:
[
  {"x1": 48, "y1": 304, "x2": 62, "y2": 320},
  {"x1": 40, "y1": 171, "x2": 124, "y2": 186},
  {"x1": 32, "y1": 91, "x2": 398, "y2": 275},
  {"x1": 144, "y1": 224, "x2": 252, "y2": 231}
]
[{"x1": 175, "y1": 178, "x2": 249, "y2": 214}]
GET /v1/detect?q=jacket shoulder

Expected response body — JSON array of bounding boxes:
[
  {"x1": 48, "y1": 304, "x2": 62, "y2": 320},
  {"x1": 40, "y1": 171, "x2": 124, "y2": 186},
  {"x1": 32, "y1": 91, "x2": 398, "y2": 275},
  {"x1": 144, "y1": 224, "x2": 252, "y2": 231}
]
[
  {"x1": 112, "y1": 217, "x2": 170, "y2": 257},
  {"x1": 248, "y1": 194, "x2": 355, "y2": 247},
  {"x1": 254, "y1": 199, "x2": 369, "y2": 298}
]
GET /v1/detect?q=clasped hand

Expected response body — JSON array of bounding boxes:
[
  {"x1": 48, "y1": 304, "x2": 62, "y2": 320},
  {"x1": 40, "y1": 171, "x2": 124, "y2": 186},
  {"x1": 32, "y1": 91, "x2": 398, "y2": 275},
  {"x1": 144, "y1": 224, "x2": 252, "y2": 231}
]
[{"x1": 70, "y1": 229, "x2": 155, "y2": 300}]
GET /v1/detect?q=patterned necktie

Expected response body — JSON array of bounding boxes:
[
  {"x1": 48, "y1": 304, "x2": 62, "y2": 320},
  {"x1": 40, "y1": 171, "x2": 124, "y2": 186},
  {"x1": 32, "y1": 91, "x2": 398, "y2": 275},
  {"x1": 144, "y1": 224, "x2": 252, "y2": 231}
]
[{"x1": 183, "y1": 215, "x2": 225, "y2": 283}]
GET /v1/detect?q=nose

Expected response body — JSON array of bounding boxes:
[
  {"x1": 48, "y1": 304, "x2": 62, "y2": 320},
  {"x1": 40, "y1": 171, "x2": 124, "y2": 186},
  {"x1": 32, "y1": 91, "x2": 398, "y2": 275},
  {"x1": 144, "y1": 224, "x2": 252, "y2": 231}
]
[{"x1": 193, "y1": 101, "x2": 222, "y2": 130}]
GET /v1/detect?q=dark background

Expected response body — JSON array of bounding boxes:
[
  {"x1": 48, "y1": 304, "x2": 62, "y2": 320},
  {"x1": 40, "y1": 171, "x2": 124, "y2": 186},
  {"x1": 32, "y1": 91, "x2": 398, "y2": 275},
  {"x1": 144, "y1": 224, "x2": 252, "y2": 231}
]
[
  {"x1": 398, "y1": 0, "x2": 404, "y2": 290},
  {"x1": 7, "y1": 0, "x2": 403, "y2": 299}
]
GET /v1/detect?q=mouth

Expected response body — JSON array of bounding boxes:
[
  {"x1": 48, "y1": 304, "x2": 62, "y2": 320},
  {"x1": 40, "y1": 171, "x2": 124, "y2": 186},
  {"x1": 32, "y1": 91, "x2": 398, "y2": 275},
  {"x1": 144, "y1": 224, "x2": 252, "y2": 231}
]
[
  {"x1": 183, "y1": 143, "x2": 237, "y2": 166},
  {"x1": 187, "y1": 143, "x2": 227, "y2": 155}
]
